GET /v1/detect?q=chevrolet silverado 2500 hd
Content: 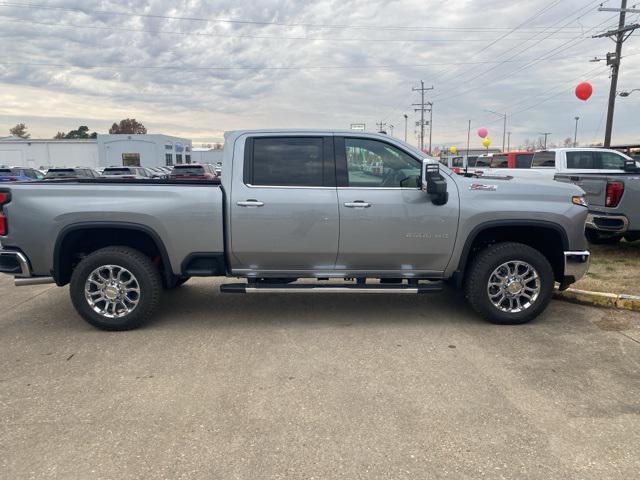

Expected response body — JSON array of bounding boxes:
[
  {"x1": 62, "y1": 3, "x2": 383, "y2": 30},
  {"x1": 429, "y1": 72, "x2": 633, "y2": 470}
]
[{"x1": 0, "y1": 130, "x2": 590, "y2": 330}]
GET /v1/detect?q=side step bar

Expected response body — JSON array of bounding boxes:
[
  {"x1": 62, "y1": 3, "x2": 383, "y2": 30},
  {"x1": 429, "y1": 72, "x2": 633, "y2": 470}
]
[{"x1": 220, "y1": 282, "x2": 443, "y2": 294}]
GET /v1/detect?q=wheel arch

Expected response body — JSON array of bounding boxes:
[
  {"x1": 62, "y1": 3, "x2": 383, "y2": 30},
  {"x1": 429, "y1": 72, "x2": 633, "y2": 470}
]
[
  {"x1": 53, "y1": 222, "x2": 173, "y2": 286},
  {"x1": 454, "y1": 220, "x2": 569, "y2": 287}
]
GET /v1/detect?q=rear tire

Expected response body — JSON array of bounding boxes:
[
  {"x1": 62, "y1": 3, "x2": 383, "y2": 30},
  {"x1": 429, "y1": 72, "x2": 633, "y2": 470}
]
[
  {"x1": 464, "y1": 242, "x2": 554, "y2": 325},
  {"x1": 70, "y1": 246, "x2": 162, "y2": 331}
]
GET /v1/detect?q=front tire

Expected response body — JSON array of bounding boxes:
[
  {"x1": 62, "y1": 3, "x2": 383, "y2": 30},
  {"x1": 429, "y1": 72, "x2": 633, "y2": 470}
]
[
  {"x1": 464, "y1": 242, "x2": 554, "y2": 325},
  {"x1": 70, "y1": 246, "x2": 162, "y2": 331}
]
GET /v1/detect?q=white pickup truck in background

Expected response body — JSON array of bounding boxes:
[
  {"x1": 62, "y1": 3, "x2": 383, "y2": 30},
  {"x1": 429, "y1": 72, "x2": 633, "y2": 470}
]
[{"x1": 480, "y1": 148, "x2": 638, "y2": 179}]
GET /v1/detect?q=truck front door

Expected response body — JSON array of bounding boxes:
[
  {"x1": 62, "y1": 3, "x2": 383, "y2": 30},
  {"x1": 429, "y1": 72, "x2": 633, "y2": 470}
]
[
  {"x1": 335, "y1": 136, "x2": 459, "y2": 275},
  {"x1": 229, "y1": 135, "x2": 339, "y2": 274}
]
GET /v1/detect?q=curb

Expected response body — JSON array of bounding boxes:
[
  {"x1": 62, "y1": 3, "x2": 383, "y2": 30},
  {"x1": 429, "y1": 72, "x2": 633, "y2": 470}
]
[{"x1": 554, "y1": 288, "x2": 640, "y2": 312}]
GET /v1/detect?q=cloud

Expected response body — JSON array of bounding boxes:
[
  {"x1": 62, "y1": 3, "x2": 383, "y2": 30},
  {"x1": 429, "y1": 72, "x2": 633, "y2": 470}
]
[{"x1": 0, "y1": 0, "x2": 638, "y2": 147}]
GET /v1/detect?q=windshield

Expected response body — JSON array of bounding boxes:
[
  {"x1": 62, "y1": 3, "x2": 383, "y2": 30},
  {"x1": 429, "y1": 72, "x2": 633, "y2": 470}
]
[
  {"x1": 44, "y1": 169, "x2": 78, "y2": 178},
  {"x1": 103, "y1": 168, "x2": 133, "y2": 175}
]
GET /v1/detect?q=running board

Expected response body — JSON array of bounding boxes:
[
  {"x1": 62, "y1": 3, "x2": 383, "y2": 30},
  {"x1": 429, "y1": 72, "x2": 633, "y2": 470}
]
[{"x1": 220, "y1": 282, "x2": 443, "y2": 294}]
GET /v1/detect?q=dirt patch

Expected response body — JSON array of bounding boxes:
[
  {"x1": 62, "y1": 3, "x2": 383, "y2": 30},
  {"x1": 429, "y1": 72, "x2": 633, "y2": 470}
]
[{"x1": 574, "y1": 239, "x2": 640, "y2": 296}]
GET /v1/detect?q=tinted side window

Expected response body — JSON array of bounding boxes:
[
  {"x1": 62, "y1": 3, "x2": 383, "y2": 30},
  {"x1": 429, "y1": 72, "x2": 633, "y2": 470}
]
[
  {"x1": 532, "y1": 152, "x2": 556, "y2": 167},
  {"x1": 344, "y1": 138, "x2": 420, "y2": 188},
  {"x1": 566, "y1": 151, "x2": 596, "y2": 169},
  {"x1": 251, "y1": 137, "x2": 324, "y2": 187},
  {"x1": 598, "y1": 152, "x2": 625, "y2": 170},
  {"x1": 491, "y1": 155, "x2": 508, "y2": 168},
  {"x1": 515, "y1": 153, "x2": 533, "y2": 168}
]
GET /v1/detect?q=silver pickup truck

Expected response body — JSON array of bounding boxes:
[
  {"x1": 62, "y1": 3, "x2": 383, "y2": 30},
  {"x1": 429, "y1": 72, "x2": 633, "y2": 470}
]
[
  {"x1": 0, "y1": 130, "x2": 590, "y2": 330},
  {"x1": 555, "y1": 158, "x2": 640, "y2": 244}
]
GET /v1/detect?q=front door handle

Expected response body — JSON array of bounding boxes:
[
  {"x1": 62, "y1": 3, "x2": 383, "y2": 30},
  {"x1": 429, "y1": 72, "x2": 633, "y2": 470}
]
[
  {"x1": 344, "y1": 201, "x2": 371, "y2": 208},
  {"x1": 237, "y1": 200, "x2": 264, "y2": 207}
]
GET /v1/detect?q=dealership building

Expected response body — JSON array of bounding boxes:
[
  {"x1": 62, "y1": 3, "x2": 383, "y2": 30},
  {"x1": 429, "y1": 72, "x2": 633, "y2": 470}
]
[{"x1": 0, "y1": 134, "x2": 194, "y2": 169}]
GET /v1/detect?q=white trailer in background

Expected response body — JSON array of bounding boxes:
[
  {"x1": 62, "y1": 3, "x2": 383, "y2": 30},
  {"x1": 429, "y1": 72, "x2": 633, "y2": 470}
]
[{"x1": 0, "y1": 138, "x2": 98, "y2": 169}]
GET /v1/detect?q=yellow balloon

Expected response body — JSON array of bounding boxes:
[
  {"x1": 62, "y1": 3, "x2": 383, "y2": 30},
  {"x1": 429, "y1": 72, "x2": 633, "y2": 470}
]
[
  {"x1": 449, "y1": 146, "x2": 457, "y2": 154},
  {"x1": 482, "y1": 137, "x2": 491, "y2": 148}
]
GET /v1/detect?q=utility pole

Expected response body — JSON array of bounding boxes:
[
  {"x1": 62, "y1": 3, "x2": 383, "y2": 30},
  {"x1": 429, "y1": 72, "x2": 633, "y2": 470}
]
[
  {"x1": 574, "y1": 117, "x2": 580, "y2": 147},
  {"x1": 466, "y1": 120, "x2": 471, "y2": 170},
  {"x1": 594, "y1": 0, "x2": 639, "y2": 147},
  {"x1": 403, "y1": 114, "x2": 408, "y2": 142},
  {"x1": 485, "y1": 110, "x2": 507, "y2": 152},
  {"x1": 376, "y1": 121, "x2": 387, "y2": 133},
  {"x1": 412, "y1": 81, "x2": 434, "y2": 152},
  {"x1": 428, "y1": 102, "x2": 433, "y2": 155},
  {"x1": 389, "y1": 124, "x2": 394, "y2": 137},
  {"x1": 540, "y1": 132, "x2": 552, "y2": 149},
  {"x1": 507, "y1": 131, "x2": 511, "y2": 151}
]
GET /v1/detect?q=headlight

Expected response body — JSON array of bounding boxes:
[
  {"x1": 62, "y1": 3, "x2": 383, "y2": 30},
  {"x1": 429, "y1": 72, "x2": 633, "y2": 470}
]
[{"x1": 572, "y1": 195, "x2": 588, "y2": 207}]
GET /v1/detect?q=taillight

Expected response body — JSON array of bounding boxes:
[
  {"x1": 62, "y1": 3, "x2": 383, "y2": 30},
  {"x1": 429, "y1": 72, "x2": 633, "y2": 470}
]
[
  {"x1": 605, "y1": 181, "x2": 624, "y2": 207},
  {"x1": 0, "y1": 191, "x2": 9, "y2": 235}
]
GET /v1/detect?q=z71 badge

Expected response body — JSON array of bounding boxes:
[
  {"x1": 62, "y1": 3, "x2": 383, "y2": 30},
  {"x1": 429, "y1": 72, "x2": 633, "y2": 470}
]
[{"x1": 470, "y1": 183, "x2": 497, "y2": 191}]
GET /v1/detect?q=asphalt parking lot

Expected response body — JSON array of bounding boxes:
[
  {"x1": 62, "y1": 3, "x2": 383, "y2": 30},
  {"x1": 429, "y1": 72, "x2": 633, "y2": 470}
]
[{"x1": 1, "y1": 275, "x2": 640, "y2": 479}]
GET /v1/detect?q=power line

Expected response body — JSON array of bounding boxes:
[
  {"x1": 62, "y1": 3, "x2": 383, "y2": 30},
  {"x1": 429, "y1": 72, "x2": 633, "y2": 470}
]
[
  {"x1": 429, "y1": 0, "x2": 602, "y2": 87},
  {"x1": 0, "y1": 17, "x2": 593, "y2": 43},
  {"x1": 431, "y1": 10, "x2": 619, "y2": 104},
  {"x1": 0, "y1": 1, "x2": 612, "y2": 32},
  {"x1": 0, "y1": 55, "x2": 609, "y2": 72}
]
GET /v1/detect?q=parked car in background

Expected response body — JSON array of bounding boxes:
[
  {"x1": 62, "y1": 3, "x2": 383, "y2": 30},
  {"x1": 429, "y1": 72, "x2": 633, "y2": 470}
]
[
  {"x1": 0, "y1": 167, "x2": 44, "y2": 182},
  {"x1": 101, "y1": 166, "x2": 152, "y2": 179},
  {"x1": 44, "y1": 168, "x2": 100, "y2": 180},
  {"x1": 214, "y1": 162, "x2": 222, "y2": 176},
  {"x1": 482, "y1": 148, "x2": 638, "y2": 179},
  {"x1": 439, "y1": 155, "x2": 479, "y2": 175},
  {"x1": 145, "y1": 167, "x2": 169, "y2": 179},
  {"x1": 169, "y1": 163, "x2": 218, "y2": 180}
]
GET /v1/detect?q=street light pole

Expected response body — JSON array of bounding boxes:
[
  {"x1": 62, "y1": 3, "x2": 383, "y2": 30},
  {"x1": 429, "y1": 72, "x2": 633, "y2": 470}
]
[
  {"x1": 574, "y1": 117, "x2": 580, "y2": 147},
  {"x1": 507, "y1": 131, "x2": 511, "y2": 152}
]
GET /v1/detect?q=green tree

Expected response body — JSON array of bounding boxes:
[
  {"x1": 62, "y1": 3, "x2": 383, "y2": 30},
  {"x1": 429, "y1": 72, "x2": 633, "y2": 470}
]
[
  {"x1": 108, "y1": 118, "x2": 147, "y2": 134},
  {"x1": 9, "y1": 123, "x2": 30, "y2": 139}
]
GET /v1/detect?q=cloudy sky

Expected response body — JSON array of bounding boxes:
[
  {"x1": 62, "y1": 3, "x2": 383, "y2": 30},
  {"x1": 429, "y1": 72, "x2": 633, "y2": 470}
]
[{"x1": 0, "y1": 0, "x2": 639, "y2": 149}]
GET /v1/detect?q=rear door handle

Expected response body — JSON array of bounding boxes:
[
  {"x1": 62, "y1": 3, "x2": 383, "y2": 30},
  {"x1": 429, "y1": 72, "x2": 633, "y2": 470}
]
[
  {"x1": 237, "y1": 200, "x2": 264, "y2": 207},
  {"x1": 344, "y1": 201, "x2": 371, "y2": 208}
]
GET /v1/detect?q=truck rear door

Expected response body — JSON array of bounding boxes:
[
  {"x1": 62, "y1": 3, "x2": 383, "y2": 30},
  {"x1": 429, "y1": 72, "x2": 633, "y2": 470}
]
[{"x1": 229, "y1": 135, "x2": 339, "y2": 273}]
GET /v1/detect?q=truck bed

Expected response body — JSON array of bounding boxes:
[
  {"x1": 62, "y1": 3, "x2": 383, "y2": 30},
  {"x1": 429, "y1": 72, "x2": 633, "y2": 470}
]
[{"x1": 0, "y1": 181, "x2": 225, "y2": 277}]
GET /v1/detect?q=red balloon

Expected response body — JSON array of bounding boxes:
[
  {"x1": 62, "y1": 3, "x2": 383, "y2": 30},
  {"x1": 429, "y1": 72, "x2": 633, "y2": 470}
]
[{"x1": 575, "y1": 82, "x2": 593, "y2": 101}]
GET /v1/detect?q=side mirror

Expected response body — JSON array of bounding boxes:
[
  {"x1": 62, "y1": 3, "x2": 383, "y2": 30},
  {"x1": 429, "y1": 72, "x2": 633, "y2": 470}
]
[{"x1": 421, "y1": 161, "x2": 448, "y2": 205}]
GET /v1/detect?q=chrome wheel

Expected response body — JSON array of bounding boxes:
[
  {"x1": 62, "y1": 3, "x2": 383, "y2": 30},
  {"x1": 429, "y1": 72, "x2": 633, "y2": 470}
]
[
  {"x1": 84, "y1": 264, "x2": 140, "y2": 318},
  {"x1": 487, "y1": 260, "x2": 540, "y2": 313}
]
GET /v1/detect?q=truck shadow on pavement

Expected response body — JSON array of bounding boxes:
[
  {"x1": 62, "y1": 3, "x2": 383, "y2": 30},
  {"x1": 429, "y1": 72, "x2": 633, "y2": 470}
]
[{"x1": 147, "y1": 281, "x2": 505, "y2": 330}]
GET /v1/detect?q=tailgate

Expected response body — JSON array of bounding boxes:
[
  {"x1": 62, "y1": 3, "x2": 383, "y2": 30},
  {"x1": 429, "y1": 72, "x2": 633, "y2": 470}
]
[{"x1": 555, "y1": 174, "x2": 606, "y2": 207}]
